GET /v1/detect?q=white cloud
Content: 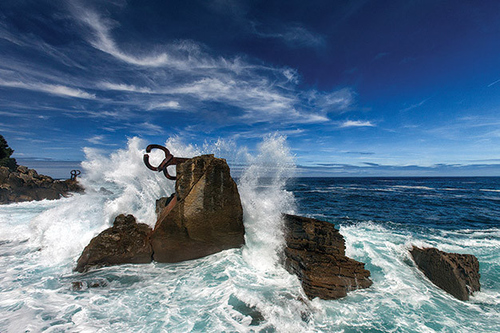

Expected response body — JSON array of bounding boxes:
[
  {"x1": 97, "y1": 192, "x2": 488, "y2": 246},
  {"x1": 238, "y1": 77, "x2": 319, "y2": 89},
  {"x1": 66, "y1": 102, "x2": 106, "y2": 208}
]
[
  {"x1": 312, "y1": 88, "x2": 356, "y2": 113},
  {"x1": 99, "y1": 82, "x2": 152, "y2": 93},
  {"x1": 86, "y1": 135, "x2": 105, "y2": 144},
  {"x1": 147, "y1": 101, "x2": 181, "y2": 110},
  {"x1": 0, "y1": 79, "x2": 96, "y2": 99},
  {"x1": 77, "y1": 9, "x2": 171, "y2": 67},
  {"x1": 340, "y1": 120, "x2": 375, "y2": 128}
]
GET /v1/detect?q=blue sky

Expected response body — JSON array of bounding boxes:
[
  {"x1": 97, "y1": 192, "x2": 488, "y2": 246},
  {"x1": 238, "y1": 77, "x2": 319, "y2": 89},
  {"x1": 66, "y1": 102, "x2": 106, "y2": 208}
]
[{"x1": 1, "y1": 0, "x2": 500, "y2": 177}]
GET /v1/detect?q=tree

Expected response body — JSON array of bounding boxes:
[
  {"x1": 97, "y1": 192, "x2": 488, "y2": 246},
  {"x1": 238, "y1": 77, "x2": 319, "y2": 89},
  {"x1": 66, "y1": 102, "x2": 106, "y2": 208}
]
[{"x1": 0, "y1": 134, "x2": 18, "y2": 171}]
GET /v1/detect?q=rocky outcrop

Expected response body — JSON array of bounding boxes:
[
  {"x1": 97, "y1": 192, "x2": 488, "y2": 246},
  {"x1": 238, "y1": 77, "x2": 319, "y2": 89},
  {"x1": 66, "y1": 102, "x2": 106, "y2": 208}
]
[
  {"x1": 150, "y1": 154, "x2": 245, "y2": 262},
  {"x1": 282, "y1": 214, "x2": 372, "y2": 300},
  {"x1": 410, "y1": 246, "x2": 480, "y2": 301},
  {"x1": 0, "y1": 165, "x2": 83, "y2": 204},
  {"x1": 75, "y1": 214, "x2": 153, "y2": 273}
]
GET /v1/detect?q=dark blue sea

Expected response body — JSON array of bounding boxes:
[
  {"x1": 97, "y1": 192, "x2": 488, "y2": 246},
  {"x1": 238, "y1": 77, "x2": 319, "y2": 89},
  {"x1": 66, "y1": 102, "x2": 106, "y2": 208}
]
[{"x1": 1, "y1": 138, "x2": 499, "y2": 332}]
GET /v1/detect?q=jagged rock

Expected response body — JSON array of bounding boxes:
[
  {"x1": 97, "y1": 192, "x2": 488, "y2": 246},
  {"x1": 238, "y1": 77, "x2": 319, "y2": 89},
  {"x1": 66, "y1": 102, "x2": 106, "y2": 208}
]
[
  {"x1": 75, "y1": 214, "x2": 153, "y2": 273},
  {"x1": 282, "y1": 214, "x2": 372, "y2": 300},
  {"x1": 0, "y1": 165, "x2": 84, "y2": 204},
  {"x1": 150, "y1": 154, "x2": 245, "y2": 263},
  {"x1": 410, "y1": 246, "x2": 480, "y2": 301}
]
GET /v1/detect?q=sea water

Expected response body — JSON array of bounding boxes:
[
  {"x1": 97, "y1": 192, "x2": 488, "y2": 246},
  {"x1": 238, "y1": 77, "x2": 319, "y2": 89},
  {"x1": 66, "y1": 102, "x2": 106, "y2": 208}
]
[{"x1": 0, "y1": 137, "x2": 499, "y2": 332}]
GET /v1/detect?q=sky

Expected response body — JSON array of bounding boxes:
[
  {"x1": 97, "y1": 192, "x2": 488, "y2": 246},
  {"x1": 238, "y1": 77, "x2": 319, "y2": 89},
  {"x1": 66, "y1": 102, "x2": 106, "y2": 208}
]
[{"x1": 1, "y1": 0, "x2": 500, "y2": 177}]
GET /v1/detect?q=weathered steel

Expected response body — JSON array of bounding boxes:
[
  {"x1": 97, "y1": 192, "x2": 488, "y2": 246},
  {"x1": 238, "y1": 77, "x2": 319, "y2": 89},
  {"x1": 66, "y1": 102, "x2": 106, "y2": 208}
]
[
  {"x1": 70, "y1": 169, "x2": 81, "y2": 181},
  {"x1": 143, "y1": 144, "x2": 188, "y2": 180}
]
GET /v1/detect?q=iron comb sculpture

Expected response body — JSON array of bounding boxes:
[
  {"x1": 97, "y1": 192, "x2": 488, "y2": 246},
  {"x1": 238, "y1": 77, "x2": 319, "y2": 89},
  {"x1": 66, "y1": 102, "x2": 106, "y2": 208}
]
[
  {"x1": 143, "y1": 144, "x2": 188, "y2": 180},
  {"x1": 70, "y1": 169, "x2": 81, "y2": 181}
]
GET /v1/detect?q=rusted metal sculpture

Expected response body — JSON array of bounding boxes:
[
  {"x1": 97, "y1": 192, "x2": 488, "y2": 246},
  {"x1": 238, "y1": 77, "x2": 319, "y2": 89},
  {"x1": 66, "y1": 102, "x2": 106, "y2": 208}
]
[
  {"x1": 70, "y1": 169, "x2": 81, "y2": 181},
  {"x1": 143, "y1": 144, "x2": 188, "y2": 180}
]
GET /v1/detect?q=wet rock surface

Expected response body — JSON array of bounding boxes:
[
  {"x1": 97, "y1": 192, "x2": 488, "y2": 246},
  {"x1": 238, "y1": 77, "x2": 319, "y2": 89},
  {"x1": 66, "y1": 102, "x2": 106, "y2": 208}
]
[
  {"x1": 150, "y1": 154, "x2": 245, "y2": 262},
  {"x1": 0, "y1": 165, "x2": 83, "y2": 204},
  {"x1": 282, "y1": 214, "x2": 372, "y2": 300},
  {"x1": 410, "y1": 246, "x2": 480, "y2": 301},
  {"x1": 75, "y1": 214, "x2": 153, "y2": 273}
]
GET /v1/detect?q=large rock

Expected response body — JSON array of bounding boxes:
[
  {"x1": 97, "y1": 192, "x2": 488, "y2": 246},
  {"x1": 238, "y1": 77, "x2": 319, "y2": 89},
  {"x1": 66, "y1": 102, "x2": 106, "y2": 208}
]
[
  {"x1": 0, "y1": 165, "x2": 83, "y2": 204},
  {"x1": 283, "y1": 214, "x2": 372, "y2": 300},
  {"x1": 410, "y1": 246, "x2": 480, "y2": 301},
  {"x1": 75, "y1": 214, "x2": 153, "y2": 273},
  {"x1": 150, "y1": 154, "x2": 245, "y2": 262}
]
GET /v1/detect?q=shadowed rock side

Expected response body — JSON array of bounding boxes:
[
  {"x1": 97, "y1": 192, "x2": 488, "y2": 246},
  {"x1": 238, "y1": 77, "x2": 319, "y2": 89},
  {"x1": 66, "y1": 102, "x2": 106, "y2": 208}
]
[
  {"x1": 410, "y1": 246, "x2": 480, "y2": 301},
  {"x1": 150, "y1": 154, "x2": 245, "y2": 262},
  {"x1": 75, "y1": 214, "x2": 153, "y2": 273},
  {"x1": 0, "y1": 165, "x2": 83, "y2": 204},
  {"x1": 282, "y1": 214, "x2": 372, "y2": 300}
]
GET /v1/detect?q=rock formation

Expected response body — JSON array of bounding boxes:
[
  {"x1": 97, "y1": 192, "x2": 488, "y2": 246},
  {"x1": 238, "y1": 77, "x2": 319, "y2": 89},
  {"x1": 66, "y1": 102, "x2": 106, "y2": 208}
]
[
  {"x1": 282, "y1": 214, "x2": 372, "y2": 300},
  {"x1": 410, "y1": 246, "x2": 480, "y2": 301},
  {"x1": 0, "y1": 165, "x2": 84, "y2": 204},
  {"x1": 75, "y1": 214, "x2": 153, "y2": 273},
  {"x1": 150, "y1": 154, "x2": 245, "y2": 262},
  {"x1": 75, "y1": 154, "x2": 245, "y2": 272}
]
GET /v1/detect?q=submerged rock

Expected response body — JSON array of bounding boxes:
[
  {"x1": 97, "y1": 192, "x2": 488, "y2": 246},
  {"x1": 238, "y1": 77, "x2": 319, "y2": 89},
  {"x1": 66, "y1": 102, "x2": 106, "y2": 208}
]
[
  {"x1": 0, "y1": 165, "x2": 83, "y2": 204},
  {"x1": 282, "y1": 214, "x2": 372, "y2": 300},
  {"x1": 75, "y1": 214, "x2": 153, "y2": 273},
  {"x1": 410, "y1": 246, "x2": 480, "y2": 301},
  {"x1": 150, "y1": 154, "x2": 245, "y2": 262}
]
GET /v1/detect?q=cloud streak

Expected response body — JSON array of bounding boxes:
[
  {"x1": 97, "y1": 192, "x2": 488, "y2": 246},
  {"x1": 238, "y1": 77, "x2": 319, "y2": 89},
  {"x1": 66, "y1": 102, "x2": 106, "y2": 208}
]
[
  {"x1": 0, "y1": 79, "x2": 96, "y2": 99},
  {"x1": 339, "y1": 120, "x2": 375, "y2": 128}
]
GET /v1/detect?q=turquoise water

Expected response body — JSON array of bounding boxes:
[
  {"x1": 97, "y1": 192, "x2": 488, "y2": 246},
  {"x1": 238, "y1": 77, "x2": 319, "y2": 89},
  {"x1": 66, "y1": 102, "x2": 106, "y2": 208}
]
[{"x1": 0, "y1": 138, "x2": 499, "y2": 332}]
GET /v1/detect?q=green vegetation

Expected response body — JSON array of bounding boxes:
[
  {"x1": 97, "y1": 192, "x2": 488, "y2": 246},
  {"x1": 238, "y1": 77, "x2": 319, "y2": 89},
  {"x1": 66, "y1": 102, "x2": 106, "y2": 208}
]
[{"x1": 0, "y1": 134, "x2": 18, "y2": 171}]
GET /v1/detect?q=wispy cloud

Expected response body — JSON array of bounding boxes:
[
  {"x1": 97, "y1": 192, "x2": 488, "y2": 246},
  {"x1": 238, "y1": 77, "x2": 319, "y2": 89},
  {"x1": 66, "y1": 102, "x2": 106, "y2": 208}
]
[
  {"x1": 487, "y1": 78, "x2": 500, "y2": 87},
  {"x1": 147, "y1": 101, "x2": 181, "y2": 110},
  {"x1": 99, "y1": 82, "x2": 152, "y2": 93},
  {"x1": 85, "y1": 135, "x2": 105, "y2": 144},
  {"x1": 400, "y1": 97, "x2": 430, "y2": 112},
  {"x1": 251, "y1": 23, "x2": 326, "y2": 49},
  {"x1": 373, "y1": 52, "x2": 389, "y2": 61},
  {"x1": 339, "y1": 120, "x2": 375, "y2": 128},
  {"x1": 0, "y1": 79, "x2": 96, "y2": 99}
]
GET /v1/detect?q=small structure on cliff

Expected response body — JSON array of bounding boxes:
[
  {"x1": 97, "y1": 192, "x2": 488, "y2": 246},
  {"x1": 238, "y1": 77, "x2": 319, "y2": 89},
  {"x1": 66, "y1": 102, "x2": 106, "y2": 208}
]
[
  {"x1": 410, "y1": 246, "x2": 480, "y2": 301},
  {"x1": 282, "y1": 214, "x2": 372, "y2": 300}
]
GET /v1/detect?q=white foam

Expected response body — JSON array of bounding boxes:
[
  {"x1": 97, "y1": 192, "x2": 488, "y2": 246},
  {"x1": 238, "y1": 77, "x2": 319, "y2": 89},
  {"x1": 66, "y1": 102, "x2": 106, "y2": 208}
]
[{"x1": 238, "y1": 134, "x2": 297, "y2": 271}]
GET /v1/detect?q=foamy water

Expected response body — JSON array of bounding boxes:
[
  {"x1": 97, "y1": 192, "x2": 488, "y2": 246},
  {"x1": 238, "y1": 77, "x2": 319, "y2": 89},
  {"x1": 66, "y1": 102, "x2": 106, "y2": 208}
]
[{"x1": 0, "y1": 137, "x2": 499, "y2": 332}]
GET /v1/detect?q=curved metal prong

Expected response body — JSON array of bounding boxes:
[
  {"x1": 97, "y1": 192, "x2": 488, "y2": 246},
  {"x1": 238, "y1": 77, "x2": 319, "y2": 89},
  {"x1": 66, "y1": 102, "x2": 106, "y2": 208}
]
[{"x1": 143, "y1": 144, "x2": 188, "y2": 180}]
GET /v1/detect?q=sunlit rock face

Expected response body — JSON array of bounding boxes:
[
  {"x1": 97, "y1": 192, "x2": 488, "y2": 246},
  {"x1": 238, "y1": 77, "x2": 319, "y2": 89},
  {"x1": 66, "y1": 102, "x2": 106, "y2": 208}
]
[{"x1": 150, "y1": 154, "x2": 245, "y2": 263}]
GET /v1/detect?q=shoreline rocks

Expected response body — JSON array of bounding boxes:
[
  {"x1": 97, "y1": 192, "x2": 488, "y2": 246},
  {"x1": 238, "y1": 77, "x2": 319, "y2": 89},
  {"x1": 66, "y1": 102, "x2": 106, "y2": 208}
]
[
  {"x1": 410, "y1": 246, "x2": 480, "y2": 301},
  {"x1": 282, "y1": 214, "x2": 372, "y2": 300},
  {"x1": 0, "y1": 165, "x2": 83, "y2": 204}
]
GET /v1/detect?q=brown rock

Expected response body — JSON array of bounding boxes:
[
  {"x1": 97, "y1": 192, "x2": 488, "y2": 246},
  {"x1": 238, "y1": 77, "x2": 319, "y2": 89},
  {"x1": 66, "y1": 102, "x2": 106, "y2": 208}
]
[
  {"x1": 150, "y1": 154, "x2": 245, "y2": 263},
  {"x1": 283, "y1": 214, "x2": 372, "y2": 300},
  {"x1": 410, "y1": 246, "x2": 480, "y2": 301},
  {"x1": 75, "y1": 214, "x2": 153, "y2": 272}
]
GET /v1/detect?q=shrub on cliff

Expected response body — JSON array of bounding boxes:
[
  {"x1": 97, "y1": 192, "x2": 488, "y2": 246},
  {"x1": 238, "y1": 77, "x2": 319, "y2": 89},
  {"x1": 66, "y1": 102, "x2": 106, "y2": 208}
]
[{"x1": 0, "y1": 134, "x2": 18, "y2": 171}]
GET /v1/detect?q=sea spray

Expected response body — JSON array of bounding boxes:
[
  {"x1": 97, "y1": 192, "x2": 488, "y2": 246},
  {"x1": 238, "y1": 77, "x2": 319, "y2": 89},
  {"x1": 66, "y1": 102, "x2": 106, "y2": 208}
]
[
  {"x1": 28, "y1": 137, "x2": 178, "y2": 267},
  {"x1": 80, "y1": 137, "x2": 176, "y2": 225},
  {"x1": 238, "y1": 134, "x2": 297, "y2": 270}
]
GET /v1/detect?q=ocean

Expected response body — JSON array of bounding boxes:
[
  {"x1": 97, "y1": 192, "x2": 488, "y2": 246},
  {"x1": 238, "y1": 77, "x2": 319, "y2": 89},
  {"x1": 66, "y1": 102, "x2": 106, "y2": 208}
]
[{"x1": 0, "y1": 137, "x2": 499, "y2": 332}]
